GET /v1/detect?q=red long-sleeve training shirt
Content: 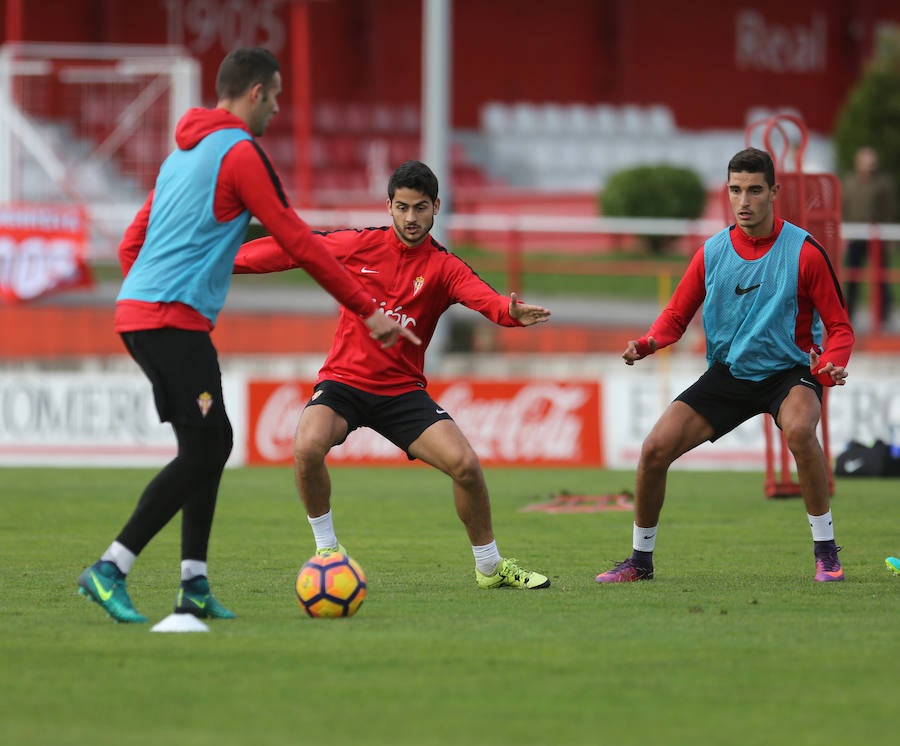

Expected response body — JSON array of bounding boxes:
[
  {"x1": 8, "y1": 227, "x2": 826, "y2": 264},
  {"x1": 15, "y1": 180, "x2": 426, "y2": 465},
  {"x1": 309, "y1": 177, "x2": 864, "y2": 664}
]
[
  {"x1": 235, "y1": 228, "x2": 523, "y2": 395},
  {"x1": 636, "y1": 218, "x2": 854, "y2": 386},
  {"x1": 115, "y1": 108, "x2": 374, "y2": 332}
]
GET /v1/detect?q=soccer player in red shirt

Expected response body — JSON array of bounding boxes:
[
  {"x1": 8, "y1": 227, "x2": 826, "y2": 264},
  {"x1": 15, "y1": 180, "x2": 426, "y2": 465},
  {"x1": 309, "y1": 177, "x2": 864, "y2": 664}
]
[
  {"x1": 235, "y1": 160, "x2": 553, "y2": 589},
  {"x1": 77, "y1": 49, "x2": 416, "y2": 626},
  {"x1": 595, "y1": 147, "x2": 854, "y2": 584}
]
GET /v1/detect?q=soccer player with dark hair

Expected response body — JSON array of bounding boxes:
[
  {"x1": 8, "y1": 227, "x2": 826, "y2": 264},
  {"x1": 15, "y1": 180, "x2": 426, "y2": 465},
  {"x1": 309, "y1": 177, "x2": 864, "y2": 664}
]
[
  {"x1": 77, "y1": 48, "x2": 417, "y2": 625},
  {"x1": 595, "y1": 147, "x2": 855, "y2": 584},
  {"x1": 234, "y1": 160, "x2": 553, "y2": 590}
]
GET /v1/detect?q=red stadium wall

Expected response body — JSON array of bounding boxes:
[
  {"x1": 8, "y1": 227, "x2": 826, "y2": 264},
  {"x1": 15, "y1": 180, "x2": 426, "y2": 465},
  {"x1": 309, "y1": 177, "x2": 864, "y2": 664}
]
[{"x1": 2, "y1": 0, "x2": 898, "y2": 133}]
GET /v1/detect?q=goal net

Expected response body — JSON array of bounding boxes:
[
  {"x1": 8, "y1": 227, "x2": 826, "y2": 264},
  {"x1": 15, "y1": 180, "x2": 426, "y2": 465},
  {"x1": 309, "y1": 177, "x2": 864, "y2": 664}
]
[{"x1": 0, "y1": 42, "x2": 200, "y2": 258}]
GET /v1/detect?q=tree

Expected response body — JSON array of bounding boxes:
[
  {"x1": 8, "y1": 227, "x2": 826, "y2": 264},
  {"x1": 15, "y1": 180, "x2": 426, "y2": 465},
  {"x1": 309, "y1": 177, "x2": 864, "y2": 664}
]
[
  {"x1": 833, "y1": 26, "x2": 900, "y2": 189},
  {"x1": 600, "y1": 165, "x2": 706, "y2": 253}
]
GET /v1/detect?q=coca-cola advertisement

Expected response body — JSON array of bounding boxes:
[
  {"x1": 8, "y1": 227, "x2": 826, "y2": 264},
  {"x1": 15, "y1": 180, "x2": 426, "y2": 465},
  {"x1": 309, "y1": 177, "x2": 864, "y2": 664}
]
[{"x1": 246, "y1": 379, "x2": 604, "y2": 467}]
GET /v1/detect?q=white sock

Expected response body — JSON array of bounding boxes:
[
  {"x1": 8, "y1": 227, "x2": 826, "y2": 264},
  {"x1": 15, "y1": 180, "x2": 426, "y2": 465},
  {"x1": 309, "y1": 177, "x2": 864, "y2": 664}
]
[
  {"x1": 308, "y1": 511, "x2": 339, "y2": 550},
  {"x1": 808, "y1": 511, "x2": 835, "y2": 541},
  {"x1": 101, "y1": 541, "x2": 136, "y2": 575},
  {"x1": 633, "y1": 523, "x2": 658, "y2": 553},
  {"x1": 472, "y1": 540, "x2": 502, "y2": 575},
  {"x1": 181, "y1": 560, "x2": 208, "y2": 582}
]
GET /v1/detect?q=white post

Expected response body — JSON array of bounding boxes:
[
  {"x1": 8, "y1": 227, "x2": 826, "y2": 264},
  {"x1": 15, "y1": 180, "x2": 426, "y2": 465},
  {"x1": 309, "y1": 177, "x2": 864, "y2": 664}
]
[
  {"x1": 169, "y1": 54, "x2": 201, "y2": 150},
  {"x1": 0, "y1": 45, "x2": 14, "y2": 202},
  {"x1": 421, "y1": 0, "x2": 453, "y2": 369},
  {"x1": 421, "y1": 0, "x2": 452, "y2": 234}
]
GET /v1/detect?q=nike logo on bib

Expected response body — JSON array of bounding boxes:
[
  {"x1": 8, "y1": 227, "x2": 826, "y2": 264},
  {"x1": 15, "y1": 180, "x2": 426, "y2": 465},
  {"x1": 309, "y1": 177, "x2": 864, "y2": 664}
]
[{"x1": 735, "y1": 283, "x2": 761, "y2": 295}]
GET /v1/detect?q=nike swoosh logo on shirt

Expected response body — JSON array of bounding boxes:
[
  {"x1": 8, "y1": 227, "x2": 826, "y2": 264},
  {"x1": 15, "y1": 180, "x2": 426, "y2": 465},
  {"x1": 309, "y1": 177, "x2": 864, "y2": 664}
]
[
  {"x1": 360, "y1": 267, "x2": 378, "y2": 274},
  {"x1": 735, "y1": 283, "x2": 762, "y2": 295}
]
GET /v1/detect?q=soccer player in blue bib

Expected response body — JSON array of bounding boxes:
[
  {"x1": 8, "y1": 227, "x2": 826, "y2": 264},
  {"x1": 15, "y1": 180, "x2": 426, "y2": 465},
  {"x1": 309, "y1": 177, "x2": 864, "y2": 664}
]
[
  {"x1": 596, "y1": 147, "x2": 854, "y2": 584},
  {"x1": 77, "y1": 48, "x2": 416, "y2": 625}
]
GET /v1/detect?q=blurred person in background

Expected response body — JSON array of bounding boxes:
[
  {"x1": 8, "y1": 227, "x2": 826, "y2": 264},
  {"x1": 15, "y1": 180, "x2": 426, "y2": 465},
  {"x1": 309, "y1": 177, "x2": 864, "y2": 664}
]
[
  {"x1": 234, "y1": 160, "x2": 553, "y2": 591},
  {"x1": 596, "y1": 147, "x2": 854, "y2": 585},
  {"x1": 77, "y1": 47, "x2": 416, "y2": 625},
  {"x1": 842, "y1": 145, "x2": 897, "y2": 327}
]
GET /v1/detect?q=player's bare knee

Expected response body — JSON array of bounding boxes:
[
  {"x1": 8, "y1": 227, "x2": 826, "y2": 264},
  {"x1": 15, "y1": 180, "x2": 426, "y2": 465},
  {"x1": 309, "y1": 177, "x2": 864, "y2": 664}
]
[
  {"x1": 782, "y1": 422, "x2": 818, "y2": 454},
  {"x1": 294, "y1": 438, "x2": 329, "y2": 471},
  {"x1": 639, "y1": 434, "x2": 677, "y2": 471},
  {"x1": 449, "y1": 453, "x2": 484, "y2": 488}
]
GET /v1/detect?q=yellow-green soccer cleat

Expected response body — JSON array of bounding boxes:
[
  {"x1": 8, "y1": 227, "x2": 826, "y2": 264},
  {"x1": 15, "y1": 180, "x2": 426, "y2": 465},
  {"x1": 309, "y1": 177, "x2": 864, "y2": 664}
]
[
  {"x1": 175, "y1": 576, "x2": 236, "y2": 619},
  {"x1": 475, "y1": 557, "x2": 550, "y2": 590},
  {"x1": 886, "y1": 557, "x2": 900, "y2": 576},
  {"x1": 78, "y1": 560, "x2": 148, "y2": 624},
  {"x1": 316, "y1": 544, "x2": 348, "y2": 557}
]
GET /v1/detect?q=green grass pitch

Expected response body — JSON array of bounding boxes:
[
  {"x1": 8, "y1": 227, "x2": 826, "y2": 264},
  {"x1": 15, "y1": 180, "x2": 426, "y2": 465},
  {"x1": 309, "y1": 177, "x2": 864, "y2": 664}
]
[{"x1": 1, "y1": 465, "x2": 897, "y2": 746}]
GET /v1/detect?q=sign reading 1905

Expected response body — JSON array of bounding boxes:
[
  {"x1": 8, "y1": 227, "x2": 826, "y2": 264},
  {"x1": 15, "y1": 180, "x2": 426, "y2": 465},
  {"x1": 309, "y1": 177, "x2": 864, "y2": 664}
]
[{"x1": 162, "y1": 0, "x2": 287, "y2": 55}]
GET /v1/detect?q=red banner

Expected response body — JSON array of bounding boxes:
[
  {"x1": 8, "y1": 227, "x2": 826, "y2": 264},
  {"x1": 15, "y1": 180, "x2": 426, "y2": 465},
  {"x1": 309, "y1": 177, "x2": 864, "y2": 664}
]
[
  {"x1": 247, "y1": 378, "x2": 603, "y2": 467},
  {"x1": 0, "y1": 204, "x2": 93, "y2": 303}
]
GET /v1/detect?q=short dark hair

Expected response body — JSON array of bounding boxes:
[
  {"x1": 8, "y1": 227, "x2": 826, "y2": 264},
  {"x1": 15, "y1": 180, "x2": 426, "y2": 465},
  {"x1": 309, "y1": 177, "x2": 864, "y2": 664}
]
[
  {"x1": 388, "y1": 160, "x2": 439, "y2": 202},
  {"x1": 216, "y1": 48, "x2": 280, "y2": 100},
  {"x1": 727, "y1": 147, "x2": 776, "y2": 187}
]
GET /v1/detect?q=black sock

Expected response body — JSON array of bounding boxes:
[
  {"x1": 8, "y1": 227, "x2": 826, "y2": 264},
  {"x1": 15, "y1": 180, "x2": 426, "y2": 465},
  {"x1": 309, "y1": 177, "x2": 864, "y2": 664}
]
[
  {"x1": 632, "y1": 549, "x2": 654, "y2": 567},
  {"x1": 814, "y1": 539, "x2": 837, "y2": 554},
  {"x1": 117, "y1": 423, "x2": 231, "y2": 556}
]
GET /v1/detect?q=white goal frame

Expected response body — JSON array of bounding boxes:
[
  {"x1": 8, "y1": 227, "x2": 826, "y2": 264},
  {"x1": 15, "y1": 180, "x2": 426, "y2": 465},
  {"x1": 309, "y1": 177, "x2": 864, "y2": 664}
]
[{"x1": 0, "y1": 42, "x2": 199, "y2": 254}]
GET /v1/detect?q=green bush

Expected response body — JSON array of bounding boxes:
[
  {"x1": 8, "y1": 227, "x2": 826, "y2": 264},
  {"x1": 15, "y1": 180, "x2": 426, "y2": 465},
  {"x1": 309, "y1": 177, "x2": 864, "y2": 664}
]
[
  {"x1": 599, "y1": 165, "x2": 707, "y2": 253},
  {"x1": 832, "y1": 27, "x2": 900, "y2": 189}
]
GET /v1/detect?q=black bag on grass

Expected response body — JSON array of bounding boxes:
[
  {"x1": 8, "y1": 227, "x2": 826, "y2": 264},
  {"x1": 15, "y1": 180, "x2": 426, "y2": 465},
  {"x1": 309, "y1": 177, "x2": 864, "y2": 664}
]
[{"x1": 834, "y1": 440, "x2": 900, "y2": 477}]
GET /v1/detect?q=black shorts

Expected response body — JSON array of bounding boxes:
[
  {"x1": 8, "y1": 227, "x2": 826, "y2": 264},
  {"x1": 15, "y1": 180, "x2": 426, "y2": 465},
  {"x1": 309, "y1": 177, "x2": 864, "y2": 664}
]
[
  {"x1": 307, "y1": 380, "x2": 453, "y2": 457},
  {"x1": 121, "y1": 329, "x2": 228, "y2": 428},
  {"x1": 675, "y1": 362, "x2": 822, "y2": 442}
]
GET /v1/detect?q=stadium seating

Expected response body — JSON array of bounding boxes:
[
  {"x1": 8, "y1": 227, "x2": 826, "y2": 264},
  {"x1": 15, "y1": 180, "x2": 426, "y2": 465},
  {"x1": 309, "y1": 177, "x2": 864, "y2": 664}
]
[
  {"x1": 290, "y1": 99, "x2": 837, "y2": 199},
  {"x1": 14, "y1": 98, "x2": 835, "y2": 209},
  {"x1": 476, "y1": 101, "x2": 835, "y2": 192},
  {"x1": 296, "y1": 101, "x2": 492, "y2": 197}
]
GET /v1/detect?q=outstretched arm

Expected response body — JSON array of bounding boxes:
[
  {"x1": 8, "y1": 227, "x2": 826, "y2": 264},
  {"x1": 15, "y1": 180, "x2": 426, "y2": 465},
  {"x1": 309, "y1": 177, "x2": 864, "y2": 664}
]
[
  {"x1": 233, "y1": 236, "x2": 294, "y2": 274},
  {"x1": 508, "y1": 292, "x2": 551, "y2": 326},
  {"x1": 623, "y1": 336, "x2": 657, "y2": 365},
  {"x1": 622, "y1": 247, "x2": 705, "y2": 365}
]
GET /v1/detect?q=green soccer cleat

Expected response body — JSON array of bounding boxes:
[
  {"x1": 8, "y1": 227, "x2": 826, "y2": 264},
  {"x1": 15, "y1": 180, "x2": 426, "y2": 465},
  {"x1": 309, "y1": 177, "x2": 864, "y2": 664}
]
[
  {"x1": 78, "y1": 560, "x2": 148, "y2": 624},
  {"x1": 886, "y1": 557, "x2": 900, "y2": 576},
  {"x1": 475, "y1": 557, "x2": 551, "y2": 590},
  {"x1": 175, "y1": 576, "x2": 236, "y2": 619},
  {"x1": 316, "y1": 544, "x2": 348, "y2": 557}
]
